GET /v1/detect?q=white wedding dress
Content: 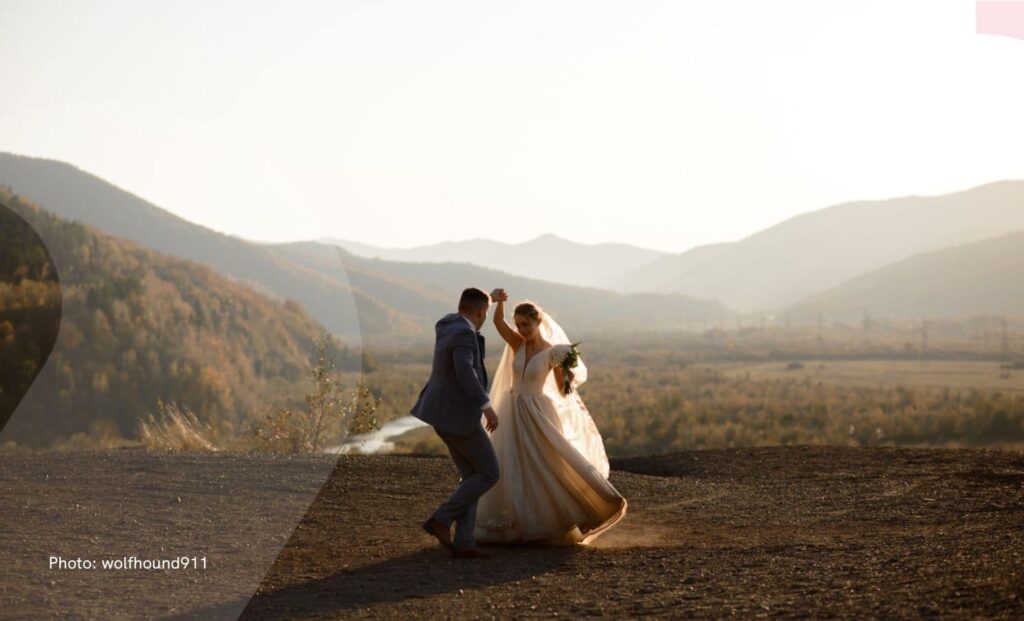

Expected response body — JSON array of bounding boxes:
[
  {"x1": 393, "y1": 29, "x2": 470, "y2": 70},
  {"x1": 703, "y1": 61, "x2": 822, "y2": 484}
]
[{"x1": 474, "y1": 315, "x2": 627, "y2": 545}]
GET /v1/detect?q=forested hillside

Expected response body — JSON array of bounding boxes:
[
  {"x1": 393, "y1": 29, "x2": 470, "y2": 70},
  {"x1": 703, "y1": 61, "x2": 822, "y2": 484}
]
[{"x1": 0, "y1": 187, "x2": 357, "y2": 447}]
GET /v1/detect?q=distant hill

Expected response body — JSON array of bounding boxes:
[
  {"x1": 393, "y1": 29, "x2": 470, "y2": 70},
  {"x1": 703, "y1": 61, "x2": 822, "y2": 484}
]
[
  {"x1": 0, "y1": 187, "x2": 355, "y2": 448},
  {"x1": 782, "y1": 230, "x2": 1024, "y2": 323},
  {"x1": 603, "y1": 181, "x2": 1024, "y2": 312},
  {"x1": 319, "y1": 234, "x2": 667, "y2": 288},
  {"x1": 269, "y1": 241, "x2": 730, "y2": 341},
  {"x1": 0, "y1": 152, "x2": 386, "y2": 337}
]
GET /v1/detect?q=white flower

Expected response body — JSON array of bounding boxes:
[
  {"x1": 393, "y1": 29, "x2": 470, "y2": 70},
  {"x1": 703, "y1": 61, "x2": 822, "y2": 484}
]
[{"x1": 549, "y1": 344, "x2": 572, "y2": 366}]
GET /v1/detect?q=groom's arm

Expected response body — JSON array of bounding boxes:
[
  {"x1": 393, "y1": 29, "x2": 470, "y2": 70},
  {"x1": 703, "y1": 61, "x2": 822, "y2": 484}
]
[{"x1": 451, "y1": 329, "x2": 491, "y2": 410}]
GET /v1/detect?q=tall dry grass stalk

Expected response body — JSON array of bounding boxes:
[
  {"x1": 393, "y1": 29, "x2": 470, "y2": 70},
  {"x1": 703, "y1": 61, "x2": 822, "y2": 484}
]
[{"x1": 138, "y1": 399, "x2": 217, "y2": 451}]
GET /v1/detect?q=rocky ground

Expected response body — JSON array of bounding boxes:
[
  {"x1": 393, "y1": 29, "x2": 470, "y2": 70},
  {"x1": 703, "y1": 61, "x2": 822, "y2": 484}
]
[{"x1": 1, "y1": 445, "x2": 1022, "y2": 619}]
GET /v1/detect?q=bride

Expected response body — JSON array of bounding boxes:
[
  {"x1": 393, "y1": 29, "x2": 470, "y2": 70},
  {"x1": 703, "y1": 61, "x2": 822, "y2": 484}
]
[{"x1": 474, "y1": 289, "x2": 627, "y2": 545}]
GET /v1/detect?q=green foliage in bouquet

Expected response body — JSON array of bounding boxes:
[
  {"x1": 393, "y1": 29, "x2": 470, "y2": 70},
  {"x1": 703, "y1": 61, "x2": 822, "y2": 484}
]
[{"x1": 560, "y1": 342, "x2": 582, "y2": 394}]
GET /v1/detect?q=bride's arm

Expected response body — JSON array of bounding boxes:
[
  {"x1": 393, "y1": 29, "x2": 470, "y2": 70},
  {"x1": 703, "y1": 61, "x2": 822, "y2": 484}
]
[
  {"x1": 553, "y1": 365, "x2": 567, "y2": 395},
  {"x1": 490, "y1": 289, "x2": 523, "y2": 351}
]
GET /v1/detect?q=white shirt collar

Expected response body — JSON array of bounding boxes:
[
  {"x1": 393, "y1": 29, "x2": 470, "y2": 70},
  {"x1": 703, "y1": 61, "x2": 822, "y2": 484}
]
[{"x1": 460, "y1": 314, "x2": 477, "y2": 333}]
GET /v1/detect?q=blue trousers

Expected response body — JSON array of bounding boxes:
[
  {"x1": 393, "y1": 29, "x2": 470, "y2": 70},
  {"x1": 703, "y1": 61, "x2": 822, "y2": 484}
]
[{"x1": 432, "y1": 425, "x2": 500, "y2": 548}]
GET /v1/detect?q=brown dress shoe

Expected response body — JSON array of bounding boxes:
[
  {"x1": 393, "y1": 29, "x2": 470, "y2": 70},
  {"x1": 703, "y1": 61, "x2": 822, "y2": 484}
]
[
  {"x1": 422, "y1": 517, "x2": 453, "y2": 550},
  {"x1": 451, "y1": 545, "x2": 490, "y2": 559}
]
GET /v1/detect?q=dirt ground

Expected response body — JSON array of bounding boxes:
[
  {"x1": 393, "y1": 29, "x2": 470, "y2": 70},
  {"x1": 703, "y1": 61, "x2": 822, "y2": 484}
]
[{"x1": 1, "y1": 445, "x2": 1022, "y2": 619}]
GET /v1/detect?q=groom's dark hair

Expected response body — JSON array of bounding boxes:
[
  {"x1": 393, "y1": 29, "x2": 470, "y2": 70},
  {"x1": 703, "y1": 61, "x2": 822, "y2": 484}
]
[{"x1": 458, "y1": 287, "x2": 490, "y2": 313}]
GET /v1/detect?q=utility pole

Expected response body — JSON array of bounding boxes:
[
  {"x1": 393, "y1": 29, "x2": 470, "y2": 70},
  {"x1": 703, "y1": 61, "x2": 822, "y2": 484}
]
[
  {"x1": 1002, "y1": 316, "x2": 1011, "y2": 361},
  {"x1": 817, "y1": 312, "x2": 824, "y2": 358},
  {"x1": 920, "y1": 314, "x2": 928, "y2": 366}
]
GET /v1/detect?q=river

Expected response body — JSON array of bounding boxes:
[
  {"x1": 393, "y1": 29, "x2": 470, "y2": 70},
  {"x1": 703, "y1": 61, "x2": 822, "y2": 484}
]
[{"x1": 325, "y1": 415, "x2": 428, "y2": 454}]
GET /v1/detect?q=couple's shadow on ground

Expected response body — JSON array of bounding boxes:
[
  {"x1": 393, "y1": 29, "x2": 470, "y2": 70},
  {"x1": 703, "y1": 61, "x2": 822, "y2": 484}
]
[{"x1": 168, "y1": 542, "x2": 584, "y2": 620}]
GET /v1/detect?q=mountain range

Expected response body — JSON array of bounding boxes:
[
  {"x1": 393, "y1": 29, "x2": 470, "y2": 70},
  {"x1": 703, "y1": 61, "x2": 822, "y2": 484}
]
[
  {"x1": 3, "y1": 152, "x2": 1024, "y2": 336},
  {"x1": 604, "y1": 180, "x2": 1024, "y2": 314},
  {"x1": 320, "y1": 235, "x2": 667, "y2": 289},
  {"x1": 268, "y1": 241, "x2": 724, "y2": 338},
  {"x1": 0, "y1": 153, "x2": 727, "y2": 343}
]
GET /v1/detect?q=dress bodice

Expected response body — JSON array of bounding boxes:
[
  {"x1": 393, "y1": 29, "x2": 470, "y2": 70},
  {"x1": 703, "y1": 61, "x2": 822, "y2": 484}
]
[{"x1": 512, "y1": 345, "x2": 553, "y2": 395}]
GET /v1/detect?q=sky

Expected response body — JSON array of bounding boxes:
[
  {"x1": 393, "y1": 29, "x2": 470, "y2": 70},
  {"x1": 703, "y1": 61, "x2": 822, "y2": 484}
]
[{"x1": 1, "y1": 0, "x2": 1022, "y2": 253}]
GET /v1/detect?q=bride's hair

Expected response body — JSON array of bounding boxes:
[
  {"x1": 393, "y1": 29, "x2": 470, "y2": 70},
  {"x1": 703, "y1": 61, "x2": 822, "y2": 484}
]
[{"x1": 513, "y1": 301, "x2": 544, "y2": 323}]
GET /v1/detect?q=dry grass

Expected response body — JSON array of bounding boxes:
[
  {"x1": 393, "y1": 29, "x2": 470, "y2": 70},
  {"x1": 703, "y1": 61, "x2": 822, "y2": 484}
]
[
  {"x1": 715, "y1": 359, "x2": 1024, "y2": 392},
  {"x1": 137, "y1": 399, "x2": 217, "y2": 451}
]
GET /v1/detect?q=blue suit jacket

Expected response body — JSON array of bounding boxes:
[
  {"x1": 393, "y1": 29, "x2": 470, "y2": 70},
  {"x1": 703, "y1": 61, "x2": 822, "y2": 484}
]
[{"x1": 410, "y1": 313, "x2": 490, "y2": 436}]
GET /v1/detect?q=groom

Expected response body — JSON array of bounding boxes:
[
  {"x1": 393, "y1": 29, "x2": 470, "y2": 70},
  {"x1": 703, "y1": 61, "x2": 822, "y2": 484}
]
[{"x1": 411, "y1": 287, "x2": 500, "y2": 559}]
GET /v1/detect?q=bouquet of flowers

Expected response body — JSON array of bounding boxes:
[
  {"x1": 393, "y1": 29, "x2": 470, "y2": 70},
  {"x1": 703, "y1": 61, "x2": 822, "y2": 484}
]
[{"x1": 551, "y1": 342, "x2": 582, "y2": 394}]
